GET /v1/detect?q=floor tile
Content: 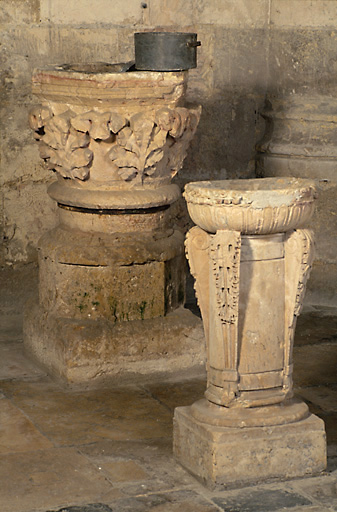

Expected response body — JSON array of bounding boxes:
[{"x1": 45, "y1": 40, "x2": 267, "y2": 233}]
[
  {"x1": 144, "y1": 377, "x2": 206, "y2": 411},
  {"x1": 79, "y1": 439, "x2": 196, "y2": 497},
  {"x1": 291, "y1": 474, "x2": 337, "y2": 509},
  {"x1": 0, "y1": 398, "x2": 53, "y2": 454},
  {"x1": 0, "y1": 447, "x2": 112, "y2": 512},
  {"x1": 78, "y1": 437, "x2": 172, "y2": 460},
  {"x1": 0, "y1": 342, "x2": 46, "y2": 380},
  {"x1": 107, "y1": 490, "x2": 219, "y2": 512},
  {"x1": 47, "y1": 505, "x2": 113, "y2": 512},
  {"x1": 1, "y1": 265, "x2": 337, "y2": 512},
  {"x1": 0, "y1": 380, "x2": 173, "y2": 446},
  {"x1": 98, "y1": 460, "x2": 148, "y2": 483},
  {"x1": 212, "y1": 488, "x2": 312, "y2": 512},
  {"x1": 117, "y1": 467, "x2": 196, "y2": 498},
  {"x1": 281, "y1": 507, "x2": 335, "y2": 512},
  {"x1": 295, "y1": 386, "x2": 337, "y2": 413}
]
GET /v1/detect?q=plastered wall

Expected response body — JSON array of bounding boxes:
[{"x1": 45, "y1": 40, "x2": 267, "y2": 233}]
[{"x1": 1, "y1": 0, "x2": 337, "y2": 304}]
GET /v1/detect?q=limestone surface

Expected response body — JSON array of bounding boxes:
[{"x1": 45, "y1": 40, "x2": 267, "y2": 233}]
[
  {"x1": 25, "y1": 64, "x2": 202, "y2": 384},
  {"x1": 174, "y1": 177, "x2": 326, "y2": 487},
  {"x1": 256, "y1": 94, "x2": 337, "y2": 306}
]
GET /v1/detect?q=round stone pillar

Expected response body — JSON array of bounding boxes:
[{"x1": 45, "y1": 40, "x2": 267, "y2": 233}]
[
  {"x1": 174, "y1": 178, "x2": 326, "y2": 488},
  {"x1": 24, "y1": 64, "x2": 203, "y2": 385},
  {"x1": 256, "y1": 93, "x2": 337, "y2": 305}
]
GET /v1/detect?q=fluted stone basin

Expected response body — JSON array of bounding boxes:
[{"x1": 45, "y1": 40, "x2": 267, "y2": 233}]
[
  {"x1": 174, "y1": 176, "x2": 326, "y2": 487},
  {"x1": 184, "y1": 177, "x2": 316, "y2": 234}
]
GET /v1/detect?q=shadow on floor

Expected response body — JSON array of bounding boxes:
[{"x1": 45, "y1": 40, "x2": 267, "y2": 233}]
[{"x1": 0, "y1": 265, "x2": 337, "y2": 512}]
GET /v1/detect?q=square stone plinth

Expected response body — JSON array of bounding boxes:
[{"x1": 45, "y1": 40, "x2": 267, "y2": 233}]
[
  {"x1": 23, "y1": 300, "x2": 205, "y2": 387},
  {"x1": 173, "y1": 406, "x2": 327, "y2": 489}
]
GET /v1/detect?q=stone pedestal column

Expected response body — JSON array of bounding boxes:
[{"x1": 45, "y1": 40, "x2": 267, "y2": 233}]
[
  {"x1": 173, "y1": 178, "x2": 326, "y2": 488},
  {"x1": 24, "y1": 64, "x2": 203, "y2": 386},
  {"x1": 256, "y1": 94, "x2": 337, "y2": 305}
]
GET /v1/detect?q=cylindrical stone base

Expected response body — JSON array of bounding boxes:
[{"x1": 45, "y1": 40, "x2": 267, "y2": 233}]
[
  {"x1": 23, "y1": 199, "x2": 205, "y2": 386},
  {"x1": 256, "y1": 93, "x2": 337, "y2": 306}
]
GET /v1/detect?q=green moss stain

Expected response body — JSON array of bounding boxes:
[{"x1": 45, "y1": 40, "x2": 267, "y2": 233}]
[
  {"x1": 108, "y1": 297, "x2": 118, "y2": 323},
  {"x1": 139, "y1": 300, "x2": 147, "y2": 320},
  {"x1": 77, "y1": 303, "x2": 87, "y2": 313}
]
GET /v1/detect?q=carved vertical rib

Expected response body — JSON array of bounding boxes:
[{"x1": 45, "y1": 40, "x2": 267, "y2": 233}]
[
  {"x1": 284, "y1": 229, "x2": 315, "y2": 395},
  {"x1": 210, "y1": 230, "x2": 241, "y2": 369},
  {"x1": 202, "y1": 230, "x2": 241, "y2": 406},
  {"x1": 185, "y1": 226, "x2": 211, "y2": 344}
]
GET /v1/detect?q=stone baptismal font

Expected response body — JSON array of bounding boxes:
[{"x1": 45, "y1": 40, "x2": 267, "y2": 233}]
[
  {"x1": 25, "y1": 61, "x2": 202, "y2": 384},
  {"x1": 174, "y1": 177, "x2": 327, "y2": 487}
]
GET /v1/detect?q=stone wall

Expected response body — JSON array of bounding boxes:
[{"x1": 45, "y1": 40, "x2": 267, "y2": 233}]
[{"x1": 1, "y1": 0, "x2": 336, "y2": 304}]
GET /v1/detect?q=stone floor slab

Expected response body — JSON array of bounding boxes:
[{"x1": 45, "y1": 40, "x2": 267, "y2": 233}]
[
  {"x1": 0, "y1": 447, "x2": 113, "y2": 512},
  {"x1": 0, "y1": 342, "x2": 46, "y2": 380},
  {"x1": 1, "y1": 267, "x2": 337, "y2": 512},
  {"x1": 47, "y1": 505, "x2": 113, "y2": 512},
  {"x1": 79, "y1": 439, "x2": 196, "y2": 497},
  {"x1": 0, "y1": 398, "x2": 53, "y2": 453},
  {"x1": 78, "y1": 437, "x2": 173, "y2": 460},
  {"x1": 296, "y1": 386, "x2": 337, "y2": 412},
  {"x1": 291, "y1": 474, "x2": 337, "y2": 509},
  {"x1": 98, "y1": 460, "x2": 148, "y2": 483},
  {"x1": 144, "y1": 377, "x2": 206, "y2": 411},
  {"x1": 106, "y1": 490, "x2": 219, "y2": 512},
  {"x1": 212, "y1": 488, "x2": 313, "y2": 512},
  {"x1": 281, "y1": 507, "x2": 336, "y2": 512},
  {"x1": 0, "y1": 380, "x2": 173, "y2": 446}
]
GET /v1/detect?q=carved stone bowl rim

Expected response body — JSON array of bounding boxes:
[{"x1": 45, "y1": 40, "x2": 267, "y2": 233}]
[{"x1": 184, "y1": 177, "x2": 317, "y2": 209}]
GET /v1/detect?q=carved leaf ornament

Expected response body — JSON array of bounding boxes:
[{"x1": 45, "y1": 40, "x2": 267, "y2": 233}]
[
  {"x1": 108, "y1": 112, "x2": 168, "y2": 183},
  {"x1": 29, "y1": 105, "x2": 201, "y2": 183},
  {"x1": 29, "y1": 107, "x2": 92, "y2": 180}
]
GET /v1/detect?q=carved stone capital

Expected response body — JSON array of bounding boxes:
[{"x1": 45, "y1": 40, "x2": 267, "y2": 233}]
[{"x1": 29, "y1": 105, "x2": 201, "y2": 186}]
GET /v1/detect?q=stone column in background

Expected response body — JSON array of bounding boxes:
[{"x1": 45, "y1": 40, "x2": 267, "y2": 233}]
[
  {"x1": 24, "y1": 64, "x2": 203, "y2": 385},
  {"x1": 256, "y1": 94, "x2": 337, "y2": 306},
  {"x1": 174, "y1": 178, "x2": 326, "y2": 488}
]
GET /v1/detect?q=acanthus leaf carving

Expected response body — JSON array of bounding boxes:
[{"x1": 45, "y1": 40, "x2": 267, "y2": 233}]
[
  {"x1": 164, "y1": 106, "x2": 202, "y2": 179},
  {"x1": 108, "y1": 112, "x2": 167, "y2": 184},
  {"x1": 30, "y1": 108, "x2": 93, "y2": 180},
  {"x1": 201, "y1": 229, "x2": 241, "y2": 406},
  {"x1": 29, "y1": 106, "x2": 52, "y2": 137},
  {"x1": 283, "y1": 228, "x2": 315, "y2": 396},
  {"x1": 210, "y1": 230, "x2": 241, "y2": 325},
  {"x1": 71, "y1": 111, "x2": 127, "y2": 140},
  {"x1": 185, "y1": 226, "x2": 211, "y2": 342},
  {"x1": 29, "y1": 104, "x2": 201, "y2": 183}
]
